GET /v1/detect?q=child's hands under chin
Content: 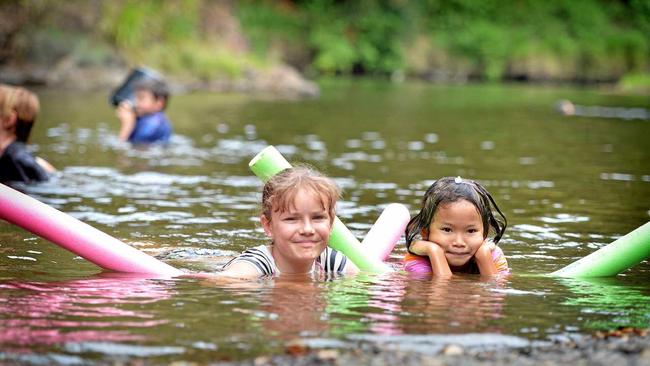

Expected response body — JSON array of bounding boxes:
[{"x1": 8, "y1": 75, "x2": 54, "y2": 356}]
[
  {"x1": 409, "y1": 240, "x2": 452, "y2": 277},
  {"x1": 474, "y1": 240, "x2": 498, "y2": 275}
]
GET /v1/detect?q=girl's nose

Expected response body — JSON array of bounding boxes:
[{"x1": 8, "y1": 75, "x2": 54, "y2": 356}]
[
  {"x1": 300, "y1": 219, "x2": 315, "y2": 234},
  {"x1": 452, "y1": 233, "x2": 465, "y2": 247}
]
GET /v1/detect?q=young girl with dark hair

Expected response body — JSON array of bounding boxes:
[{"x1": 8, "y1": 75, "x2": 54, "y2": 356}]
[{"x1": 404, "y1": 176, "x2": 509, "y2": 277}]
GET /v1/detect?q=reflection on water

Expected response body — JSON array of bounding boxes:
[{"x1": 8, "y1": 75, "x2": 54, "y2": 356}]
[
  {"x1": 258, "y1": 275, "x2": 331, "y2": 340},
  {"x1": 0, "y1": 274, "x2": 174, "y2": 352},
  {"x1": 399, "y1": 275, "x2": 508, "y2": 334},
  {"x1": 558, "y1": 277, "x2": 650, "y2": 330},
  {"x1": 1, "y1": 81, "x2": 649, "y2": 362},
  {"x1": 324, "y1": 273, "x2": 509, "y2": 336}
]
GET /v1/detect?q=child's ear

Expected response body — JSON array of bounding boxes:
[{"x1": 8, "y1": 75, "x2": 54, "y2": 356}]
[
  {"x1": 260, "y1": 214, "x2": 273, "y2": 239},
  {"x1": 154, "y1": 98, "x2": 165, "y2": 111},
  {"x1": 421, "y1": 228, "x2": 429, "y2": 239}
]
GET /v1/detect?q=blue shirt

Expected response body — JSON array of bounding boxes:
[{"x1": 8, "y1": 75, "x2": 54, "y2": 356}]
[{"x1": 129, "y1": 111, "x2": 172, "y2": 144}]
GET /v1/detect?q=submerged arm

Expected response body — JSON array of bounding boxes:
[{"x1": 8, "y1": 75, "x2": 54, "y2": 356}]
[
  {"x1": 219, "y1": 261, "x2": 264, "y2": 279},
  {"x1": 35, "y1": 156, "x2": 56, "y2": 173}
]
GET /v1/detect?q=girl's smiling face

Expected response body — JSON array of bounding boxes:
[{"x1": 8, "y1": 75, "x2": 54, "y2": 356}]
[
  {"x1": 423, "y1": 199, "x2": 485, "y2": 270},
  {"x1": 262, "y1": 189, "x2": 332, "y2": 273}
]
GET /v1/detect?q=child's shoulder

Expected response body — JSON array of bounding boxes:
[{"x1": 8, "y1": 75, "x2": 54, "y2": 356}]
[{"x1": 491, "y1": 245, "x2": 510, "y2": 274}]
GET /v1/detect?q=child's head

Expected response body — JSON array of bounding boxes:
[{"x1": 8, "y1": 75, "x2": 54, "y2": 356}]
[
  {"x1": 405, "y1": 176, "x2": 507, "y2": 247},
  {"x1": 260, "y1": 165, "x2": 340, "y2": 268},
  {"x1": 0, "y1": 85, "x2": 40, "y2": 143},
  {"x1": 261, "y1": 165, "x2": 340, "y2": 224},
  {"x1": 132, "y1": 78, "x2": 169, "y2": 115}
]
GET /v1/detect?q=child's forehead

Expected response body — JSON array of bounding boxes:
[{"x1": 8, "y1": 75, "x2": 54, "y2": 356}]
[
  {"x1": 434, "y1": 199, "x2": 480, "y2": 215},
  {"x1": 278, "y1": 188, "x2": 330, "y2": 211}
]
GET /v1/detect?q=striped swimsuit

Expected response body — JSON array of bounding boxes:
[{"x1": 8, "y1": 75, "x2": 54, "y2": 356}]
[{"x1": 223, "y1": 245, "x2": 349, "y2": 277}]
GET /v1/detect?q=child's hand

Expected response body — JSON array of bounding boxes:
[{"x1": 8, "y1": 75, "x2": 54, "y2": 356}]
[
  {"x1": 410, "y1": 240, "x2": 452, "y2": 277},
  {"x1": 116, "y1": 101, "x2": 136, "y2": 141},
  {"x1": 116, "y1": 101, "x2": 135, "y2": 119},
  {"x1": 474, "y1": 240, "x2": 497, "y2": 275}
]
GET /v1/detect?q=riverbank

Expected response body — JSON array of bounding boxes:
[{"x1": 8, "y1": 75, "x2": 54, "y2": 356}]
[
  {"x1": 0, "y1": 62, "x2": 320, "y2": 100},
  {"x1": 2, "y1": 1, "x2": 649, "y2": 98},
  {"x1": 0, "y1": 1, "x2": 319, "y2": 99},
  {"x1": 221, "y1": 330, "x2": 650, "y2": 366}
]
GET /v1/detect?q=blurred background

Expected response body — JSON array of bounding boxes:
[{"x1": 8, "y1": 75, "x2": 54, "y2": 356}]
[{"x1": 1, "y1": 0, "x2": 649, "y2": 95}]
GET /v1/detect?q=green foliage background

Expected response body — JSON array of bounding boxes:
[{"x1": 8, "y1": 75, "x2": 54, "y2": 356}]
[
  {"x1": 235, "y1": 0, "x2": 649, "y2": 82},
  {"x1": 3, "y1": 0, "x2": 650, "y2": 86}
]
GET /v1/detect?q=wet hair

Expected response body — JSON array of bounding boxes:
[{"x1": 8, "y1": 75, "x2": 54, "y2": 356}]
[
  {"x1": 261, "y1": 165, "x2": 340, "y2": 224},
  {"x1": 133, "y1": 78, "x2": 170, "y2": 109},
  {"x1": 405, "y1": 177, "x2": 507, "y2": 252},
  {"x1": 0, "y1": 85, "x2": 40, "y2": 142}
]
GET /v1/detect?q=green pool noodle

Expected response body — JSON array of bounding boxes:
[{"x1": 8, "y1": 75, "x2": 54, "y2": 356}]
[
  {"x1": 551, "y1": 221, "x2": 650, "y2": 277},
  {"x1": 249, "y1": 146, "x2": 392, "y2": 273}
]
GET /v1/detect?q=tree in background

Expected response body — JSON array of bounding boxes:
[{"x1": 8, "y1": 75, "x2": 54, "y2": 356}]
[{"x1": 1, "y1": 0, "x2": 648, "y2": 88}]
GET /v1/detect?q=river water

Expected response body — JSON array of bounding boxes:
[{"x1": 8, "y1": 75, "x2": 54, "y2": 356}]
[{"x1": 1, "y1": 80, "x2": 649, "y2": 364}]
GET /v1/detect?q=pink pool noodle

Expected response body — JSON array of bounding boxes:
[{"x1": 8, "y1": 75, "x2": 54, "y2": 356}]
[
  {"x1": 361, "y1": 203, "x2": 410, "y2": 261},
  {"x1": 0, "y1": 183, "x2": 183, "y2": 276}
]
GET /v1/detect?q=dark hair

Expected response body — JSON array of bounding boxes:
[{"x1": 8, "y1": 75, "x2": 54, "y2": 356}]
[
  {"x1": 405, "y1": 177, "x2": 507, "y2": 252},
  {"x1": 133, "y1": 78, "x2": 170, "y2": 109}
]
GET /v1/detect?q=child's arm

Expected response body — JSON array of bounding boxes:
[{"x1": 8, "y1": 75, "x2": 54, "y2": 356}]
[
  {"x1": 116, "y1": 101, "x2": 136, "y2": 142},
  {"x1": 220, "y1": 261, "x2": 264, "y2": 279},
  {"x1": 35, "y1": 156, "x2": 56, "y2": 173},
  {"x1": 409, "y1": 240, "x2": 452, "y2": 277},
  {"x1": 474, "y1": 240, "x2": 498, "y2": 275}
]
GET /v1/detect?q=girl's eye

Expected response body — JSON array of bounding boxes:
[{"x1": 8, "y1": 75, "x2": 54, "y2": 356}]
[
  {"x1": 282, "y1": 217, "x2": 298, "y2": 222},
  {"x1": 468, "y1": 228, "x2": 479, "y2": 233},
  {"x1": 313, "y1": 214, "x2": 328, "y2": 221},
  {"x1": 441, "y1": 227, "x2": 452, "y2": 233}
]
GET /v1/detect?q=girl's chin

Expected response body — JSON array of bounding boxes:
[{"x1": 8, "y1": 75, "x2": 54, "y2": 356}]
[
  {"x1": 294, "y1": 249, "x2": 320, "y2": 260},
  {"x1": 447, "y1": 258, "x2": 471, "y2": 269}
]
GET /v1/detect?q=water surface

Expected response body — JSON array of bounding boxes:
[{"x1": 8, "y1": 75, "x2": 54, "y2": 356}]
[{"x1": 1, "y1": 80, "x2": 649, "y2": 363}]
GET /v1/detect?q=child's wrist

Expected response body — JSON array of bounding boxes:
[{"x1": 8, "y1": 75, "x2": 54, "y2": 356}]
[
  {"x1": 408, "y1": 240, "x2": 436, "y2": 256},
  {"x1": 426, "y1": 242, "x2": 445, "y2": 257},
  {"x1": 475, "y1": 244, "x2": 493, "y2": 261}
]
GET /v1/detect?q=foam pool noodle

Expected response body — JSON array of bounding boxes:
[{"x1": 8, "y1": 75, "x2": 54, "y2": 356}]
[
  {"x1": 360, "y1": 203, "x2": 410, "y2": 261},
  {"x1": 249, "y1": 146, "x2": 392, "y2": 273},
  {"x1": 0, "y1": 183, "x2": 183, "y2": 277},
  {"x1": 550, "y1": 221, "x2": 650, "y2": 278}
]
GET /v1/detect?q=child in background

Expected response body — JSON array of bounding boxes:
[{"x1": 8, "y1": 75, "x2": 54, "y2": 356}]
[
  {"x1": 404, "y1": 176, "x2": 509, "y2": 277},
  {"x1": 0, "y1": 85, "x2": 55, "y2": 183},
  {"x1": 221, "y1": 166, "x2": 358, "y2": 279},
  {"x1": 116, "y1": 78, "x2": 172, "y2": 144}
]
